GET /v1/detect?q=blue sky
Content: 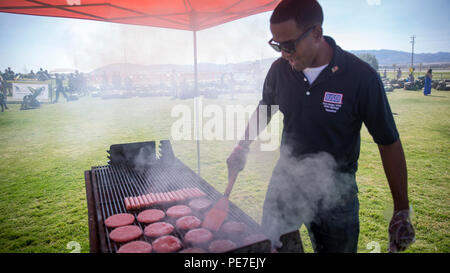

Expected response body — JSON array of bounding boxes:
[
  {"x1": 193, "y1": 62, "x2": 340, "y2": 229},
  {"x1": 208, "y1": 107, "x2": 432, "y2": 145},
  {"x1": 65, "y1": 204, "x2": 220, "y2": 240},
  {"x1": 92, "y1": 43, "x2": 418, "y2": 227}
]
[{"x1": 0, "y1": 0, "x2": 449, "y2": 72}]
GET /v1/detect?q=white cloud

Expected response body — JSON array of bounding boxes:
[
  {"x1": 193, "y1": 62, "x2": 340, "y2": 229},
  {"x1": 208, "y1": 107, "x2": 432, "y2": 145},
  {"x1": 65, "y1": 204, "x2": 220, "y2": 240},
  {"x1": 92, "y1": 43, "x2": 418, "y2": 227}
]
[{"x1": 366, "y1": 0, "x2": 381, "y2": 5}]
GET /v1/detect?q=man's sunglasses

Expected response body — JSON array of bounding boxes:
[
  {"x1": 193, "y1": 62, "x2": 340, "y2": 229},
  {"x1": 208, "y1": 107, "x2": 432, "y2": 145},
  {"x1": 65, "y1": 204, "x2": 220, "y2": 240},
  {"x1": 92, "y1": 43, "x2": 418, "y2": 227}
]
[{"x1": 268, "y1": 25, "x2": 316, "y2": 54}]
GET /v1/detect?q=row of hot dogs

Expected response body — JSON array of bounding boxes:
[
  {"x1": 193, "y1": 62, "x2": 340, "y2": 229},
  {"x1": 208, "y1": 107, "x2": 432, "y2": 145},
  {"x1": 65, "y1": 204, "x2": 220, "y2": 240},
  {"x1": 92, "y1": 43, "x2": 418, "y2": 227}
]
[{"x1": 124, "y1": 187, "x2": 207, "y2": 210}]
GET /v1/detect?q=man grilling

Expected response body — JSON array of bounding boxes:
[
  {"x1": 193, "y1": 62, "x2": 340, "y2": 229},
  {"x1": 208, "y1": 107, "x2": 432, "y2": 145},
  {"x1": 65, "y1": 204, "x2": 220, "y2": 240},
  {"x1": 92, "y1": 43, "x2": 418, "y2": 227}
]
[{"x1": 227, "y1": 0, "x2": 414, "y2": 253}]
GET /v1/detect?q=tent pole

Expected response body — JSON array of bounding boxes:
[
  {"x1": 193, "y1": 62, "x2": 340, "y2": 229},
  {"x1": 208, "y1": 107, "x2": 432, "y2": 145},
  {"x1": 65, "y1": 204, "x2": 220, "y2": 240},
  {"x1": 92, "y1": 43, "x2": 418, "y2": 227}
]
[{"x1": 193, "y1": 30, "x2": 201, "y2": 176}]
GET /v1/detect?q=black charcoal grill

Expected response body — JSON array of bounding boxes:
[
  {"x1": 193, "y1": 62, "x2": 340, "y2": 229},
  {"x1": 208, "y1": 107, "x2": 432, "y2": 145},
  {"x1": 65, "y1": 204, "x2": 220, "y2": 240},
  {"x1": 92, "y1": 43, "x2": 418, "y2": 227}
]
[{"x1": 85, "y1": 140, "x2": 301, "y2": 253}]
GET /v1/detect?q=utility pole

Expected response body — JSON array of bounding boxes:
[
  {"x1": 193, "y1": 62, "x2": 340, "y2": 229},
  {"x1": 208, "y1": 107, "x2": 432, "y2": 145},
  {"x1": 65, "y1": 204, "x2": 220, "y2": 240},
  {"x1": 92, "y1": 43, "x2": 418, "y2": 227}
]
[{"x1": 410, "y1": 35, "x2": 415, "y2": 69}]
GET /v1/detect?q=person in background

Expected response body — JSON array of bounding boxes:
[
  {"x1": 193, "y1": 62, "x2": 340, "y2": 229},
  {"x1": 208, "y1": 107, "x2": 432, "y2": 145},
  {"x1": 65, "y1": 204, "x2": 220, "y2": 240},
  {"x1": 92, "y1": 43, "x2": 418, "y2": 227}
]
[
  {"x1": 44, "y1": 70, "x2": 51, "y2": 80},
  {"x1": 4, "y1": 67, "x2": 14, "y2": 96},
  {"x1": 423, "y1": 69, "x2": 432, "y2": 96},
  {"x1": 6, "y1": 67, "x2": 14, "y2": 80},
  {"x1": 68, "y1": 73, "x2": 75, "y2": 94},
  {"x1": 0, "y1": 73, "x2": 4, "y2": 96},
  {"x1": 37, "y1": 68, "x2": 43, "y2": 81},
  {"x1": 0, "y1": 92, "x2": 7, "y2": 112},
  {"x1": 29, "y1": 70, "x2": 36, "y2": 80},
  {"x1": 53, "y1": 73, "x2": 68, "y2": 103},
  {"x1": 408, "y1": 68, "x2": 415, "y2": 83},
  {"x1": 397, "y1": 68, "x2": 402, "y2": 80},
  {"x1": 36, "y1": 68, "x2": 49, "y2": 81},
  {"x1": 0, "y1": 74, "x2": 8, "y2": 112}
]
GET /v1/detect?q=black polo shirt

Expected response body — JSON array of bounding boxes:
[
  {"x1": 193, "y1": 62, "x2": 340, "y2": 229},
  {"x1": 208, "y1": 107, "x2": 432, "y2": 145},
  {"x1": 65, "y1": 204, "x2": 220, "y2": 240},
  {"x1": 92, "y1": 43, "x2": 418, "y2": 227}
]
[{"x1": 260, "y1": 36, "x2": 399, "y2": 173}]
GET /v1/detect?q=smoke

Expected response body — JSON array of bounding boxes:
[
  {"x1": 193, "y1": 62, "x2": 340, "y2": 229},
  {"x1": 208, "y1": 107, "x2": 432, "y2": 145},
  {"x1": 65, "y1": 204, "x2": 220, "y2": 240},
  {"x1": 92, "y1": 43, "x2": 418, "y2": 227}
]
[
  {"x1": 262, "y1": 148, "x2": 358, "y2": 245},
  {"x1": 197, "y1": 11, "x2": 274, "y2": 64},
  {"x1": 4, "y1": 10, "x2": 275, "y2": 72},
  {"x1": 62, "y1": 20, "x2": 194, "y2": 72}
]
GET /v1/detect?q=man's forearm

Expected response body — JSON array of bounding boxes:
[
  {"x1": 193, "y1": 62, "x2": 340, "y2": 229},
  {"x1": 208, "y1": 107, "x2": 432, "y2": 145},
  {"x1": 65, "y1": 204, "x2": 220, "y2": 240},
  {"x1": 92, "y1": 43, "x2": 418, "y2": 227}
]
[{"x1": 378, "y1": 139, "x2": 409, "y2": 211}]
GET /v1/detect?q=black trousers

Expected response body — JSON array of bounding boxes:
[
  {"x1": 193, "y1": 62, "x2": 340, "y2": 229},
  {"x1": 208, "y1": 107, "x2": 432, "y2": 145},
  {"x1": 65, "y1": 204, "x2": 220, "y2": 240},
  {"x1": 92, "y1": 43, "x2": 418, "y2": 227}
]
[{"x1": 261, "y1": 155, "x2": 360, "y2": 253}]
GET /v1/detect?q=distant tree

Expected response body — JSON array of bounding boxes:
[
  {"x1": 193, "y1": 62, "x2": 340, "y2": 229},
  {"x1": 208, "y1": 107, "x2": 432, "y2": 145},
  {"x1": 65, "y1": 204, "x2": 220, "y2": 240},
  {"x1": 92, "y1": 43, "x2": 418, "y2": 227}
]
[{"x1": 356, "y1": 53, "x2": 379, "y2": 70}]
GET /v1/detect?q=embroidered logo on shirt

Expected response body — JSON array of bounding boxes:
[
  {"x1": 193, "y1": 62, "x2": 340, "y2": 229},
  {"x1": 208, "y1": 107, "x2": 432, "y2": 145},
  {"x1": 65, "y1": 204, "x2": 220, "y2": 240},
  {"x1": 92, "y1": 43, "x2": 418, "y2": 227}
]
[{"x1": 323, "y1": 92, "x2": 343, "y2": 113}]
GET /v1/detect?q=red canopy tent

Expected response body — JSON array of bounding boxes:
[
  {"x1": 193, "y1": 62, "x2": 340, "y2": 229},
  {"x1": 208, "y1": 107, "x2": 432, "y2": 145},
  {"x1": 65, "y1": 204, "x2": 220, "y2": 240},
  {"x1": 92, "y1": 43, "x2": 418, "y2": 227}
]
[
  {"x1": 0, "y1": 0, "x2": 279, "y2": 31},
  {"x1": 0, "y1": 0, "x2": 280, "y2": 174}
]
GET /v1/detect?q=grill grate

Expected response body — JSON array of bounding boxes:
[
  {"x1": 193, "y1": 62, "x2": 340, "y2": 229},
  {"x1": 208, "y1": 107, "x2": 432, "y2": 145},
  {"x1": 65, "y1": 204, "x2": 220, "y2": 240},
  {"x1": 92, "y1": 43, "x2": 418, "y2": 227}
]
[{"x1": 86, "y1": 143, "x2": 272, "y2": 253}]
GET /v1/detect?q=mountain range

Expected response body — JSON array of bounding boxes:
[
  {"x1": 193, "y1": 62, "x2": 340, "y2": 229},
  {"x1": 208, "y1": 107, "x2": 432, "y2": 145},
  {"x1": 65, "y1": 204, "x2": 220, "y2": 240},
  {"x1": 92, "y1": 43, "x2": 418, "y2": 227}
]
[
  {"x1": 349, "y1": 50, "x2": 450, "y2": 66},
  {"x1": 90, "y1": 50, "x2": 450, "y2": 74}
]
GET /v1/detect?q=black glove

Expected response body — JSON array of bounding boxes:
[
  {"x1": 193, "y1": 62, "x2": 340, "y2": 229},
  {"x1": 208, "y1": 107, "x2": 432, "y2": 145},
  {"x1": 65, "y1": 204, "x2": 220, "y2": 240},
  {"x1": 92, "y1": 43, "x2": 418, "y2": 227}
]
[{"x1": 388, "y1": 208, "x2": 415, "y2": 253}]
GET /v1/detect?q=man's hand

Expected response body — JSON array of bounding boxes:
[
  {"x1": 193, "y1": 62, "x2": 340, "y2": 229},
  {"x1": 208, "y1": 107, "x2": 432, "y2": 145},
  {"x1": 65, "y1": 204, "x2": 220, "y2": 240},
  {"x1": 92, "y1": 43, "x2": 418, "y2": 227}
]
[
  {"x1": 388, "y1": 209, "x2": 415, "y2": 253},
  {"x1": 226, "y1": 144, "x2": 250, "y2": 174}
]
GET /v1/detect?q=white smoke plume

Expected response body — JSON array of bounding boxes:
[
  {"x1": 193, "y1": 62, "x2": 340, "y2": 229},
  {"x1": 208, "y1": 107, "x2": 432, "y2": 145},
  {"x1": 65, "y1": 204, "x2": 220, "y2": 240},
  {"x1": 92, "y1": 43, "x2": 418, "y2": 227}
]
[{"x1": 262, "y1": 149, "x2": 358, "y2": 245}]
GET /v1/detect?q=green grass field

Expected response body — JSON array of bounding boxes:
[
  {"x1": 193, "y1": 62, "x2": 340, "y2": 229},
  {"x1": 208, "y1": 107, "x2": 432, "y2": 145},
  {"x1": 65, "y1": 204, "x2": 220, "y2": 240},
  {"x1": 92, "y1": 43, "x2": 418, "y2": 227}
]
[{"x1": 0, "y1": 89, "x2": 448, "y2": 253}]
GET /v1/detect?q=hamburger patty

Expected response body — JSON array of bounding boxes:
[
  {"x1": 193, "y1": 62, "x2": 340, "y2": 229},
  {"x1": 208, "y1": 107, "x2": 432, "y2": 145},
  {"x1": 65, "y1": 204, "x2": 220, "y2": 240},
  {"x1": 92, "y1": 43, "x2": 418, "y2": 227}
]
[
  {"x1": 117, "y1": 240, "x2": 152, "y2": 253},
  {"x1": 152, "y1": 235, "x2": 182, "y2": 253},
  {"x1": 137, "y1": 209, "x2": 165, "y2": 224},
  {"x1": 109, "y1": 225, "x2": 142, "y2": 243},
  {"x1": 104, "y1": 213, "x2": 135, "y2": 228},
  {"x1": 144, "y1": 222, "x2": 174, "y2": 237},
  {"x1": 184, "y1": 228, "x2": 213, "y2": 245},
  {"x1": 166, "y1": 205, "x2": 192, "y2": 218},
  {"x1": 176, "y1": 215, "x2": 201, "y2": 230}
]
